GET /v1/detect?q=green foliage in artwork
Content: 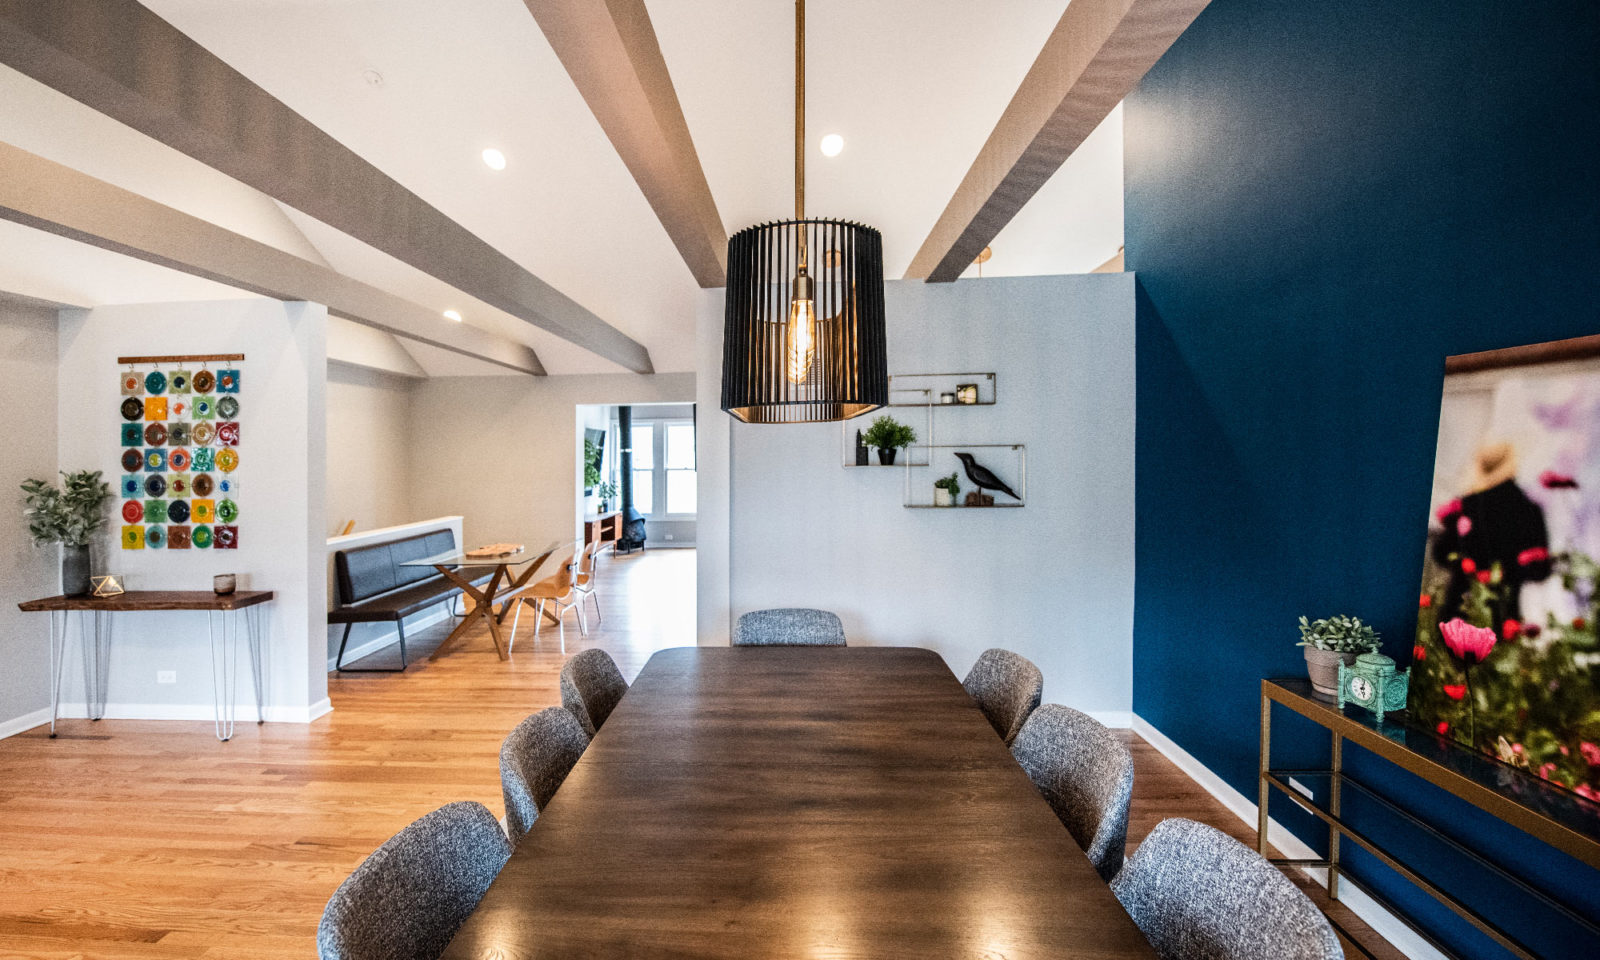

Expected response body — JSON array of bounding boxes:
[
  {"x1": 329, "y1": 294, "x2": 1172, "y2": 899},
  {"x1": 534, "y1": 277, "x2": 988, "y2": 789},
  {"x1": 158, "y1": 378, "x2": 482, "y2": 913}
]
[
  {"x1": 20, "y1": 470, "x2": 112, "y2": 547},
  {"x1": 583, "y1": 438, "x2": 603, "y2": 489},
  {"x1": 1414, "y1": 549, "x2": 1600, "y2": 799}
]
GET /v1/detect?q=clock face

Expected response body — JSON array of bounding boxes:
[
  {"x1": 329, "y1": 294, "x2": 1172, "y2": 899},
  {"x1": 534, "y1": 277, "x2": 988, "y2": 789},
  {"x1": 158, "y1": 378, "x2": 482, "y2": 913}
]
[{"x1": 1350, "y1": 676, "x2": 1374, "y2": 701}]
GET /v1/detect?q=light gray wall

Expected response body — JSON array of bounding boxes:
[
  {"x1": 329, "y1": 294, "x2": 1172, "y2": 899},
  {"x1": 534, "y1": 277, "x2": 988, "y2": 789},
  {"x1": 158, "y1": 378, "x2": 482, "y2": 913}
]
[
  {"x1": 0, "y1": 297, "x2": 60, "y2": 735},
  {"x1": 717, "y1": 274, "x2": 1137, "y2": 716},
  {"x1": 326, "y1": 362, "x2": 417, "y2": 536}
]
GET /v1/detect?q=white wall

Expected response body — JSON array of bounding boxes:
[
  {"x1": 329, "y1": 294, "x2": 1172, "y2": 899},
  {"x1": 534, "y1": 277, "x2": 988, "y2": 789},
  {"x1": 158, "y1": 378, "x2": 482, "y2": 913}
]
[
  {"x1": 326, "y1": 363, "x2": 417, "y2": 536},
  {"x1": 54, "y1": 299, "x2": 328, "y2": 722},
  {"x1": 704, "y1": 275, "x2": 1137, "y2": 715},
  {"x1": 0, "y1": 296, "x2": 60, "y2": 736}
]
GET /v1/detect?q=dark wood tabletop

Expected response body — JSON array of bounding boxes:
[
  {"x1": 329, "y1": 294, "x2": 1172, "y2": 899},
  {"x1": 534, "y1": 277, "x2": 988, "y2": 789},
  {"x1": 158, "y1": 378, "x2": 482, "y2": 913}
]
[
  {"x1": 442, "y1": 646, "x2": 1156, "y2": 959},
  {"x1": 17, "y1": 590, "x2": 274, "y2": 612}
]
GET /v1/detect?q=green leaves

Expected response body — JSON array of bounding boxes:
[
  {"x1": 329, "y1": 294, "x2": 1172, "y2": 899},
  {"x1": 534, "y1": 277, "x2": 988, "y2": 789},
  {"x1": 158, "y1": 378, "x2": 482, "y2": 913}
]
[
  {"x1": 19, "y1": 470, "x2": 111, "y2": 547},
  {"x1": 861, "y1": 415, "x2": 916, "y2": 449},
  {"x1": 1296, "y1": 614, "x2": 1381, "y2": 653}
]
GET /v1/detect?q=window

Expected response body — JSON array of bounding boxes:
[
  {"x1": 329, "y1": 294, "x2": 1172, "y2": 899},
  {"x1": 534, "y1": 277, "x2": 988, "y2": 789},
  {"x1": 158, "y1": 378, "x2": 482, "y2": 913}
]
[
  {"x1": 630, "y1": 424, "x2": 654, "y2": 516},
  {"x1": 666, "y1": 422, "x2": 696, "y2": 515},
  {"x1": 616, "y1": 417, "x2": 696, "y2": 520}
]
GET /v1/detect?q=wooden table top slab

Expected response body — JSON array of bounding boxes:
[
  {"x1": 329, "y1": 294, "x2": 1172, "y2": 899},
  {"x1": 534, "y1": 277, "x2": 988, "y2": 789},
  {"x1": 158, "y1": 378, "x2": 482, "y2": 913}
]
[
  {"x1": 442, "y1": 646, "x2": 1155, "y2": 960},
  {"x1": 17, "y1": 589, "x2": 274, "y2": 612}
]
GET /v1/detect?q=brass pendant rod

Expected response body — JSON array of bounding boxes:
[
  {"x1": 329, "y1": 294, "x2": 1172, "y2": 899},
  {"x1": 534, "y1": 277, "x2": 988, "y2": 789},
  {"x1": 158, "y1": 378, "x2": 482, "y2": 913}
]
[{"x1": 794, "y1": 0, "x2": 806, "y2": 266}]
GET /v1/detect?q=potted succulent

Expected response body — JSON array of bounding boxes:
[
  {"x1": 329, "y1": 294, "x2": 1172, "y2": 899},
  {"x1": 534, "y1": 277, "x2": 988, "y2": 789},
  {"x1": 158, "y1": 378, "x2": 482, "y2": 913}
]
[
  {"x1": 1297, "y1": 614, "x2": 1381, "y2": 698},
  {"x1": 933, "y1": 473, "x2": 961, "y2": 507},
  {"x1": 21, "y1": 470, "x2": 112, "y2": 596},
  {"x1": 861, "y1": 415, "x2": 917, "y2": 466}
]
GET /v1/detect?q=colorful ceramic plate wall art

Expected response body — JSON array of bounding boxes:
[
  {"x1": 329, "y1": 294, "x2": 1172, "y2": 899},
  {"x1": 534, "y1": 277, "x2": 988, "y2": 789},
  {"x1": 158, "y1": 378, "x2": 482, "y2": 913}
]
[
  {"x1": 192, "y1": 473, "x2": 214, "y2": 496},
  {"x1": 216, "y1": 396, "x2": 240, "y2": 420},
  {"x1": 144, "y1": 474, "x2": 167, "y2": 498},
  {"x1": 144, "y1": 397, "x2": 167, "y2": 421},
  {"x1": 219, "y1": 479, "x2": 232, "y2": 494},
  {"x1": 121, "y1": 424, "x2": 142, "y2": 446},
  {"x1": 192, "y1": 499, "x2": 214, "y2": 524},
  {"x1": 167, "y1": 448, "x2": 191, "y2": 471},
  {"x1": 144, "y1": 370, "x2": 166, "y2": 394},
  {"x1": 216, "y1": 422, "x2": 239, "y2": 447},
  {"x1": 122, "y1": 500, "x2": 143, "y2": 523},
  {"x1": 168, "y1": 423, "x2": 190, "y2": 446},
  {"x1": 121, "y1": 373, "x2": 143, "y2": 395},
  {"x1": 167, "y1": 499, "x2": 190, "y2": 523},
  {"x1": 144, "y1": 423, "x2": 167, "y2": 446},
  {"x1": 170, "y1": 475, "x2": 189, "y2": 497},
  {"x1": 170, "y1": 400, "x2": 187, "y2": 418},
  {"x1": 214, "y1": 525, "x2": 237, "y2": 549},
  {"x1": 144, "y1": 449, "x2": 166, "y2": 472},
  {"x1": 121, "y1": 525, "x2": 144, "y2": 549},
  {"x1": 121, "y1": 477, "x2": 141, "y2": 497},
  {"x1": 169, "y1": 370, "x2": 190, "y2": 393},
  {"x1": 193, "y1": 370, "x2": 215, "y2": 393},
  {"x1": 167, "y1": 525, "x2": 191, "y2": 549},
  {"x1": 217, "y1": 369, "x2": 240, "y2": 393},
  {"x1": 192, "y1": 525, "x2": 213, "y2": 549},
  {"x1": 216, "y1": 449, "x2": 238, "y2": 473},
  {"x1": 191, "y1": 397, "x2": 214, "y2": 420},
  {"x1": 145, "y1": 525, "x2": 166, "y2": 549},
  {"x1": 192, "y1": 448, "x2": 215, "y2": 473},
  {"x1": 144, "y1": 500, "x2": 168, "y2": 523},
  {"x1": 216, "y1": 498, "x2": 238, "y2": 523},
  {"x1": 121, "y1": 449, "x2": 143, "y2": 472},
  {"x1": 191, "y1": 422, "x2": 215, "y2": 445},
  {"x1": 121, "y1": 397, "x2": 144, "y2": 421}
]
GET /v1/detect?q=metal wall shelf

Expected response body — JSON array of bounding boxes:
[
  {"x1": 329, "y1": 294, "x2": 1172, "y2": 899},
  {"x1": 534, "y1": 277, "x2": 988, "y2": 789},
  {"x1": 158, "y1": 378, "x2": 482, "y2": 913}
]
[
  {"x1": 886, "y1": 372, "x2": 996, "y2": 407},
  {"x1": 903, "y1": 444, "x2": 1025, "y2": 508}
]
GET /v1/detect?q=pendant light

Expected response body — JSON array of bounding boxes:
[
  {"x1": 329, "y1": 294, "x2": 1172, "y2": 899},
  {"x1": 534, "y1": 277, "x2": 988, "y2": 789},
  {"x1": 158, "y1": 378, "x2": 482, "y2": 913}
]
[{"x1": 720, "y1": 0, "x2": 887, "y2": 424}]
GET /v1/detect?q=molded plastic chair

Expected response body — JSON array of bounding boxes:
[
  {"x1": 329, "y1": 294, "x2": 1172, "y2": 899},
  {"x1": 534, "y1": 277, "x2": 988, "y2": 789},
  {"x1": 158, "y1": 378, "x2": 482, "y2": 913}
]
[
  {"x1": 1110, "y1": 818, "x2": 1343, "y2": 960},
  {"x1": 573, "y1": 540, "x2": 602, "y2": 624},
  {"x1": 1011, "y1": 704, "x2": 1134, "y2": 880},
  {"x1": 560, "y1": 648, "x2": 629, "y2": 737},
  {"x1": 509, "y1": 549, "x2": 584, "y2": 653},
  {"x1": 316, "y1": 801, "x2": 510, "y2": 960},
  {"x1": 732, "y1": 608, "x2": 846, "y2": 646},
  {"x1": 961, "y1": 648, "x2": 1042, "y2": 745},
  {"x1": 499, "y1": 706, "x2": 590, "y2": 846}
]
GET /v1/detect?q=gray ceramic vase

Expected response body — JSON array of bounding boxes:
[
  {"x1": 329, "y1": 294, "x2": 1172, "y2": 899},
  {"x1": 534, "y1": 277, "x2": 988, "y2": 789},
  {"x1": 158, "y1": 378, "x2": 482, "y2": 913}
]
[
  {"x1": 61, "y1": 543, "x2": 91, "y2": 596},
  {"x1": 1304, "y1": 647, "x2": 1357, "y2": 698}
]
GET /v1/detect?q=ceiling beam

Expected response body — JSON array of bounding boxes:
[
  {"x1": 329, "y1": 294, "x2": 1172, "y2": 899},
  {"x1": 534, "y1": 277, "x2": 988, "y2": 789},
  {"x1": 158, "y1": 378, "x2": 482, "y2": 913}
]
[
  {"x1": 0, "y1": 0, "x2": 650, "y2": 372},
  {"x1": 905, "y1": 0, "x2": 1212, "y2": 282},
  {"x1": 0, "y1": 142, "x2": 546, "y2": 375},
  {"x1": 524, "y1": 0, "x2": 727, "y2": 288}
]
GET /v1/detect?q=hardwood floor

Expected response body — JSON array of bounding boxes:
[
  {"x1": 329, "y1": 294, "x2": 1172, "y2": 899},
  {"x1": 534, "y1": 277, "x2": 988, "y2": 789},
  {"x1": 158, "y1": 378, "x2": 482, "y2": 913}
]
[{"x1": 0, "y1": 546, "x2": 1397, "y2": 959}]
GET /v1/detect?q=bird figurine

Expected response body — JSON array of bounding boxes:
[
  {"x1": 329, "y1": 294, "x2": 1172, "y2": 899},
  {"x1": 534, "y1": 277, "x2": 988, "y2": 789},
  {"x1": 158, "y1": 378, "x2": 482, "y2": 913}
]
[{"x1": 954, "y1": 452, "x2": 1020, "y2": 502}]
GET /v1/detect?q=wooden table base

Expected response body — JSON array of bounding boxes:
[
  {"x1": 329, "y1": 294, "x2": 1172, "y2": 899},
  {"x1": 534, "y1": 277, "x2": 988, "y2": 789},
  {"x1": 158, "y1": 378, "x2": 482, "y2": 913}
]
[{"x1": 427, "y1": 550, "x2": 556, "y2": 662}]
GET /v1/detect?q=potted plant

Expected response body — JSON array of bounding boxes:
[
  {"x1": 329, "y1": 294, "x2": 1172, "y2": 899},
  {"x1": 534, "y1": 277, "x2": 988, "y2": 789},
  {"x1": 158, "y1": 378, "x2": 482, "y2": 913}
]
[
  {"x1": 1297, "y1": 614, "x2": 1381, "y2": 698},
  {"x1": 933, "y1": 473, "x2": 960, "y2": 507},
  {"x1": 596, "y1": 481, "x2": 617, "y2": 513},
  {"x1": 21, "y1": 470, "x2": 112, "y2": 596},
  {"x1": 861, "y1": 415, "x2": 917, "y2": 466}
]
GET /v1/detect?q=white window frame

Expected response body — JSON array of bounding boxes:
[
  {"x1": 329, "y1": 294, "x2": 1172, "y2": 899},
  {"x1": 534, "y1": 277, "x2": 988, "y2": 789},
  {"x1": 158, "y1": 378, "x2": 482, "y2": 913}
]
[{"x1": 616, "y1": 417, "x2": 697, "y2": 522}]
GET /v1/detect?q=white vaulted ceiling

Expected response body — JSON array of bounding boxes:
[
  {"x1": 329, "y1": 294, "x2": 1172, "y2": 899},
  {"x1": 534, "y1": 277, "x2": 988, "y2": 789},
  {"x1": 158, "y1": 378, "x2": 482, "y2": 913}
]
[{"x1": 1, "y1": 0, "x2": 1125, "y2": 375}]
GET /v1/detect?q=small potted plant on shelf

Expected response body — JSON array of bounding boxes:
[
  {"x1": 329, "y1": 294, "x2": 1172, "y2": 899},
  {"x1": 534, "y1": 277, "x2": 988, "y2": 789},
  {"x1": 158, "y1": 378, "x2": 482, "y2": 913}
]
[
  {"x1": 1297, "y1": 614, "x2": 1381, "y2": 698},
  {"x1": 861, "y1": 415, "x2": 917, "y2": 466},
  {"x1": 933, "y1": 473, "x2": 961, "y2": 507},
  {"x1": 596, "y1": 481, "x2": 617, "y2": 513},
  {"x1": 20, "y1": 469, "x2": 112, "y2": 596}
]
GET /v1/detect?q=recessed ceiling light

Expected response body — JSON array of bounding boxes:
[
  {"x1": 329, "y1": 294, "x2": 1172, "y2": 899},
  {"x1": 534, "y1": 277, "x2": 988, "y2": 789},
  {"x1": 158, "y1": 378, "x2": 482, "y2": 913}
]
[
  {"x1": 481, "y1": 148, "x2": 507, "y2": 171},
  {"x1": 443, "y1": 309, "x2": 463, "y2": 322},
  {"x1": 362, "y1": 69, "x2": 385, "y2": 88},
  {"x1": 819, "y1": 133, "x2": 844, "y2": 157}
]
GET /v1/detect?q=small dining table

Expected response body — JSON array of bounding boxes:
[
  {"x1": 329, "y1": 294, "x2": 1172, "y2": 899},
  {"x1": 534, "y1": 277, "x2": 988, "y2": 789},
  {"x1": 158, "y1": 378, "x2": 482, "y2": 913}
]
[
  {"x1": 400, "y1": 541, "x2": 560, "y2": 661},
  {"x1": 441, "y1": 645, "x2": 1156, "y2": 959}
]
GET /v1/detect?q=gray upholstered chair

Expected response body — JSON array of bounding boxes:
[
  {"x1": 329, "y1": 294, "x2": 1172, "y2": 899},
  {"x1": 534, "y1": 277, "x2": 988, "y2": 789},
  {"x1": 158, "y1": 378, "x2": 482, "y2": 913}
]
[
  {"x1": 1011, "y1": 704, "x2": 1134, "y2": 880},
  {"x1": 1110, "y1": 818, "x2": 1343, "y2": 960},
  {"x1": 316, "y1": 801, "x2": 510, "y2": 960},
  {"x1": 500, "y1": 706, "x2": 589, "y2": 846},
  {"x1": 733, "y1": 608, "x2": 847, "y2": 646},
  {"x1": 961, "y1": 648, "x2": 1043, "y2": 745},
  {"x1": 560, "y1": 648, "x2": 629, "y2": 737}
]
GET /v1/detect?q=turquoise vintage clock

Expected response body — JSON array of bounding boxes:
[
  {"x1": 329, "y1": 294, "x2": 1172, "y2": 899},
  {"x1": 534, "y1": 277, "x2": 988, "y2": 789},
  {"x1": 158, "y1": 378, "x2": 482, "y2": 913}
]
[{"x1": 1337, "y1": 652, "x2": 1410, "y2": 721}]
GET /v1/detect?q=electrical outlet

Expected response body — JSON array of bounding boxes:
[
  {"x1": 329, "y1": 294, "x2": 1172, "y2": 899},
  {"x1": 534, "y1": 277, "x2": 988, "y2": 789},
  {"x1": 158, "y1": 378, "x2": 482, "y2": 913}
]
[
  {"x1": 665, "y1": 534, "x2": 674, "y2": 541},
  {"x1": 1288, "y1": 776, "x2": 1313, "y2": 800},
  {"x1": 157, "y1": 670, "x2": 177, "y2": 684}
]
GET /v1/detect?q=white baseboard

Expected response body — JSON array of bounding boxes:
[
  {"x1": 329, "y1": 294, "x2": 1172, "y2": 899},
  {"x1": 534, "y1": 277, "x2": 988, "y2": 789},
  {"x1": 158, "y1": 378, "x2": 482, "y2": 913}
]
[
  {"x1": 1131, "y1": 714, "x2": 1447, "y2": 960},
  {"x1": 0, "y1": 706, "x2": 52, "y2": 740},
  {"x1": 1087, "y1": 710, "x2": 1133, "y2": 729},
  {"x1": 53, "y1": 698, "x2": 335, "y2": 725},
  {"x1": 326, "y1": 607, "x2": 451, "y2": 672}
]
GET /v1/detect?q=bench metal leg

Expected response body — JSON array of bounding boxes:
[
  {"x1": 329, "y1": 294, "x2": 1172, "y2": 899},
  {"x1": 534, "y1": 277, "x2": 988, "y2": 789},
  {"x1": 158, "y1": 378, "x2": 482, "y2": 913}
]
[{"x1": 334, "y1": 621, "x2": 409, "y2": 673}]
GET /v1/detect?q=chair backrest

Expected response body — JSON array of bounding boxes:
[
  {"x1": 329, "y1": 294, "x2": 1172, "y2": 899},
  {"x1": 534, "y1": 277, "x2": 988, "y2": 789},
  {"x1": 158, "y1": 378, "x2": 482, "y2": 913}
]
[
  {"x1": 576, "y1": 540, "x2": 599, "y2": 585},
  {"x1": 500, "y1": 706, "x2": 590, "y2": 846},
  {"x1": 316, "y1": 801, "x2": 510, "y2": 960},
  {"x1": 732, "y1": 608, "x2": 847, "y2": 646},
  {"x1": 961, "y1": 648, "x2": 1043, "y2": 745},
  {"x1": 1110, "y1": 818, "x2": 1343, "y2": 960},
  {"x1": 334, "y1": 529, "x2": 457, "y2": 605},
  {"x1": 560, "y1": 648, "x2": 629, "y2": 737},
  {"x1": 1010, "y1": 704, "x2": 1134, "y2": 880}
]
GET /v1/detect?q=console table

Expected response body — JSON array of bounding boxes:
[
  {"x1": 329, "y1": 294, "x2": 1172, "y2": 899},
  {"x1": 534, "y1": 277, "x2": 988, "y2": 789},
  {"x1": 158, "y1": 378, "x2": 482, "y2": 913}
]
[
  {"x1": 584, "y1": 511, "x2": 621, "y2": 552},
  {"x1": 17, "y1": 590, "x2": 274, "y2": 742},
  {"x1": 1259, "y1": 678, "x2": 1600, "y2": 959}
]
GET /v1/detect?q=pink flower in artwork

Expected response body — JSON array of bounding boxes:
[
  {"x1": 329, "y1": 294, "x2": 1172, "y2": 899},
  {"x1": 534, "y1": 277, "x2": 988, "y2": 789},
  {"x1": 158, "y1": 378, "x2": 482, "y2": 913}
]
[
  {"x1": 1461, "y1": 557, "x2": 1477, "y2": 574},
  {"x1": 1436, "y1": 498, "x2": 1463, "y2": 522},
  {"x1": 1540, "y1": 470, "x2": 1578, "y2": 490},
  {"x1": 1439, "y1": 618, "x2": 1497, "y2": 664},
  {"x1": 1456, "y1": 515, "x2": 1473, "y2": 536},
  {"x1": 1582, "y1": 742, "x2": 1600, "y2": 767},
  {"x1": 1476, "y1": 570, "x2": 1493, "y2": 584},
  {"x1": 1443, "y1": 684, "x2": 1467, "y2": 701},
  {"x1": 1577, "y1": 785, "x2": 1599, "y2": 802},
  {"x1": 1501, "y1": 619, "x2": 1522, "y2": 640},
  {"x1": 1518, "y1": 546, "x2": 1549, "y2": 567},
  {"x1": 1436, "y1": 721, "x2": 1451, "y2": 736},
  {"x1": 1539, "y1": 763, "x2": 1558, "y2": 780}
]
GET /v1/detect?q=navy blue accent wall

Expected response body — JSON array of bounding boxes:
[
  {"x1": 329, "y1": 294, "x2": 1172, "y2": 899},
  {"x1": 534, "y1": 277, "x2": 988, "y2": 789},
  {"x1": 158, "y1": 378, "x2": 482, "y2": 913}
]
[{"x1": 1126, "y1": 0, "x2": 1600, "y2": 955}]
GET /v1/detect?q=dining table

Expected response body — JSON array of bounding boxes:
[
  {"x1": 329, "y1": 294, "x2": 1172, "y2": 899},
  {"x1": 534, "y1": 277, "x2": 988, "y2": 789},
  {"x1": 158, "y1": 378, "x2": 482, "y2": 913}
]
[
  {"x1": 441, "y1": 645, "x2": 1156, "y2": 959},
  {"x1": 400, "y1": 541, "x2": 561, "y2": 661}
]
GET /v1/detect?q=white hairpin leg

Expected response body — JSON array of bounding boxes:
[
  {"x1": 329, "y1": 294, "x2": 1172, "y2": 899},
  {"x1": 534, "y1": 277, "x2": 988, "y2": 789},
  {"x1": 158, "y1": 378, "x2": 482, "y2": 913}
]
[
  {"x1": 209, "y1": 609, "x2": 238, "y2": 741},
  {"x1": 48, "y1": 610, "x2": 67, "y2": 738},
  {"x1": 247, "y1": 604, "x2": 266, "y2": 725}
]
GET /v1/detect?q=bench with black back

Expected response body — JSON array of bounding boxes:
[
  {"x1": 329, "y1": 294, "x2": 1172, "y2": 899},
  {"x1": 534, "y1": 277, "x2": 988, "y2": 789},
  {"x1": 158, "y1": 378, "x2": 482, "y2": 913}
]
[{"x1": 330, "y1": 530, "x2": 491, "y2": 671}]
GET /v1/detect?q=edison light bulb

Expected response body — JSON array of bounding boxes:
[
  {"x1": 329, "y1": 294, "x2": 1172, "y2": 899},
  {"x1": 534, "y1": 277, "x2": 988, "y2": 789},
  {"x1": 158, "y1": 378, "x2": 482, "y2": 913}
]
[{"x1": 786, "y1": 270, "x2": 817, "y2": 384}]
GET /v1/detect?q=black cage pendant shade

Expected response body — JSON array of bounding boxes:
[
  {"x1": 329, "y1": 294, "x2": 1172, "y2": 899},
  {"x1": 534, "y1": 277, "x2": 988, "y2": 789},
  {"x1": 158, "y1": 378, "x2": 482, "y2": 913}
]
[{"x1": 720, "y1": 0, "x2": 887, "y2": 424}]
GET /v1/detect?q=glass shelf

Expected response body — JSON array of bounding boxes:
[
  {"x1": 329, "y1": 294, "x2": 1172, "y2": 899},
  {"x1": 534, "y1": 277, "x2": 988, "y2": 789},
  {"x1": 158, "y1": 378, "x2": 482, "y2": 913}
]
[
  {"x1": 903, "y1": 444, "x2": 1025, "y2": 508},
  {"x1": 841, "y1": 397, "x2": 932, "y2": 467}
]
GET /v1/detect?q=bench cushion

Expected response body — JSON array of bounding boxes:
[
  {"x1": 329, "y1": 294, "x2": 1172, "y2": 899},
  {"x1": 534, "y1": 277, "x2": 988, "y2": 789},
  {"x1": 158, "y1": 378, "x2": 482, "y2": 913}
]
[{"x1": 337, "y1": 530, "x2": 454, "y2": 605}]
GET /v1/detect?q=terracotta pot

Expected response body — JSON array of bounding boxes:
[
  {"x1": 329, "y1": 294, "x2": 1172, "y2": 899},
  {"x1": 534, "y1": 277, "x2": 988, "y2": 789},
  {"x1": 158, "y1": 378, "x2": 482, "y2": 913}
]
[{"x1": 1304, "y1": 647, "x2": 1357, "y2": 698}]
